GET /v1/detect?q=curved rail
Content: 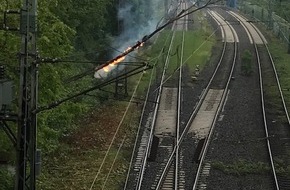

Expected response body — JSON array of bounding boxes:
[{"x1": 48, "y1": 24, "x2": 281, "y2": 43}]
[
  {"x1": 123, "y1": 26, "x2": 175, "y2": 190},
  {"x1": 228, "y1": 11, "x2": 280, "y2": 189},
  {"x1": 154, "y1": 9, "x2": 230, "y2": 190},
  {"x1": 136, "y1": 30, "x2": 176, "y2": 190},
  {"x1": 175, "y1": 2, "x2": 187, "y2": 188},
  {"x1": 247, "y1": 12, "x2": 290, "y2": 189},
  {"x1": 192, "y1": 9, "x2": 238, "y2": 190},
  {"x1": 247, "y1": 17, "x2": 290, "y2": 126},
  {"x1": 123, "y1": 53, "x2": 156, "y2": 190}
]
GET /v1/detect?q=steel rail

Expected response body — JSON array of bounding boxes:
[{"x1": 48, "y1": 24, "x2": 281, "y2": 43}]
[
  {"x1": 122, "y1": 54, "x2": 156, "y2": 190},
  {"x1": 154, "y1": 8, "x2": 229, "y2": 190},
  {"x1": 175, "y1": 3, "x2": 187, "y2": 189},
  {"x1": 249, "y1": 13, "x2": 290, "y2": 188},
  {"x1": 123, "y1": 29, "x2": 173, "y2": 190},
  {"x1": 192, "y1": 9, "x2": 238, "y2": 189},
  {"x1": 155, "y1": 1, "x2": 188, "y2": 189},
  {"x1": 89, "y1": 64, "x2": 150, "y2": 190},
  {"x1": 136, "y1": 29, "x2": 176, "y2": 190},
  {"x1": 253, "y1": 28, "x2": 280, "y2": 190},
  {"x1": 249, "y1": 12, "x2": 290, "y2": 190},
  {"x1": 228, "y1": 11, "x2": 280, "y2": 190},
  {"x1": 249, "y1": 18, "x2": 290, "y2": 126},
  {"x1": 154, "y1": 7, "x2": 185, "y2": 188}
]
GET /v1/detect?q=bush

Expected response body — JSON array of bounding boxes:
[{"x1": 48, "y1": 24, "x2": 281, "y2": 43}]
[
  {"x1": 241, "y1": 50, "x2": 253, "y2": 76},
  {"x1": 0, "y1": 167, "x2": 14, "y2": 190}
]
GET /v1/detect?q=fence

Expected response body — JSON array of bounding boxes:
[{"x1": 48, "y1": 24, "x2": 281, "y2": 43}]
[{"x1": 239, "y1": 2, "x2": 290, "y2": 46}]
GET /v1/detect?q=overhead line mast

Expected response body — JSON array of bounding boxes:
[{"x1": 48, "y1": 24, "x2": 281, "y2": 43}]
[{"x1": 16, "y1": 0, "x2": 38, "y2": 189}]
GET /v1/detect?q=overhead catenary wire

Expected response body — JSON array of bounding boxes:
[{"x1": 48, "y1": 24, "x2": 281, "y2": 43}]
[
  {"x1": 96, "y1": 88, "x2": 158, "y2": 104},
  {"x1": 122, "y1": 40, "x2": 159, "y2": 189},
  {"x1": 35, "y1": 63, "x2": 152, "y2": 113},
  {"x1": 104, "y1": 42, "x2": 149, "y2": 61},
  {"x1": 36, "y1": 0, "x2": 220, "y2": 113},
  {"x1": 36, "y1": 49, "x2": 170, "y2": 112},
  {"x1": 61, "y1": 0, "x2": 220, "y2": 83},
  {"x1": 101, "y1": 135, "x2": 127, "y2": 190},
  {"x1": 151, "y1": 26, "x2": 219, "y2": 95},
  {"x1": 89, "y1": 62, "x2": 146, "y2": 190}
]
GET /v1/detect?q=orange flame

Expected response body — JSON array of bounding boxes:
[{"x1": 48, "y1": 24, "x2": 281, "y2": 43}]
[
  {"x1": 103, "y1": 66, "x2": 110, "y2": 72},
  {"x1": 124, "y1": 46, "x2": 132, "y2": 53},
  {"x1": 136, "y1": 42, "x2": 144, "y2": 50},
  {"x1": 100, "y1": 42, "x2": 144, "y2": 73},
  {"x1": 112, "y1": 56, "x2": 126, "y2": 65},
  {"x1": 103, "y1": 56, "x2": 126, "y2": 73}
]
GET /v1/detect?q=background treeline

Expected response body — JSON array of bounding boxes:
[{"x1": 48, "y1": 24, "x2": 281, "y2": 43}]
[
  {"x1": 244, "y1": 0, "x2": 290, "y2": 21},
  {"x1": 0, "y1": 0, "x2": 116, "y2": 157},
  {"x1": 0, "y1": 0, "x2": 152, "y2": 189}
]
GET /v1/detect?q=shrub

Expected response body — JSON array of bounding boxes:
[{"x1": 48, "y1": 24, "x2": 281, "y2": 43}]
[{"x1": 241, "y1": 50, "x2": 253, "y2": 76}]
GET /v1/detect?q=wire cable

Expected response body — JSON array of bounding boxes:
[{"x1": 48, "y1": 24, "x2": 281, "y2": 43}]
[
  {"x1": 61, "y1": 0, "x2": 219, "y2": 83},
  {"x1": 101, "y1": 135, "x2": 126, "y2": 190},
  {"x1": 89, "y1": 61, "x2": 146, "y2": 190},
  {"x1": 35, "y1": 64, "x2": 151, "y2": 113},
  {"x1": 35, "y1": 0, "x2": 220, "y2": 113}
]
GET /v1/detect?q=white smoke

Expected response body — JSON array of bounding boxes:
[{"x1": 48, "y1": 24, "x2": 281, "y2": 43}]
[
  {"x1": 95, "y1": 0, "x2": 167, "y2": 78},
  {"x1": 113, "y1": 0, "x2": 165, "y2": 52}
]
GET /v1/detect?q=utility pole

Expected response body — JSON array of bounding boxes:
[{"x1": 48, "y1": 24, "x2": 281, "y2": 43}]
[
  {"x1": 115, "y1": 65, "x2": 128, "y2": 98},
  {"x1": 288, "y1": 28, "x2": 290, "y2": 54},
  {"x1": 15, "y1": 0, "x2": 38, "y2": 189},
  {"x1": 268, "y1": 0, "x2": 273, "y2": 29}
]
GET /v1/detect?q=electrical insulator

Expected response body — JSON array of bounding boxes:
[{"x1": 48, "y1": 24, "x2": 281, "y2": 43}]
[{"x1": 0, "y1": 66, "x2": 5, "y2": 79}]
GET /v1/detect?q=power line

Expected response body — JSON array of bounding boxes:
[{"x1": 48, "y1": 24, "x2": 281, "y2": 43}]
[
  {"x1": 35, "y1": 63, "x2": 152, "y2": 113},
  {"x1": 60, "y1": 0, "x2": 219, "y2": 83}
]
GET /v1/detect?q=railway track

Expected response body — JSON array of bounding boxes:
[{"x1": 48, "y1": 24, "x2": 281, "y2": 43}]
[
  {"x1": 150, "y1": 2, "x2": 187, "y2": 189},
  {"x1": 190, "y1": 7, "x2": 290, "y2": 190},
  {"x1": 146, "y1": 6, "x2": 239, "y2": 190},
  {"x1": 229, "y1": 11, "x2": 290, "y2": 189},
  {"x1": 125, "y1": 4, "x2": 290, "y2": 190},
  {"x1": 192, "y1": 8, "x2": 238, "y2": 190},
  {"x1": 123, "y1": 29, "x2": 175, "y2": 189},
  {"x1": 124, "y1": 1, "x2": 199, "y2": 189}
]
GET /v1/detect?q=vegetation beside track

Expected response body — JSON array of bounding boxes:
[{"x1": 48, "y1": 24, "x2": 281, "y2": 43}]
[
  {"x1": 268, "y1": 39, "x2": 290, "y2": 119},
  {"x1": 212, "y1": 160, "x2": 271, "y2": 176},
  {"x1": 241, "y1": 50, "x2": 253, "y2": 76},
  {"x1": 37, "y1": 26, "x2": 215, "y2": 189},
  {"x1": 212, "y1": 158, "x2": 290, "y2": 177},
  {"x1": 166, "y1": 29, "x2": 215, "y2": 78},
  {"x1": 37, "y1": 101, "x2": 133, "y2": 189}
]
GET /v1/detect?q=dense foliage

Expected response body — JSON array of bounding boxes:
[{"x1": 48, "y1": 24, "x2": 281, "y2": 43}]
[
  {"x1": 245, "y1": 0, "x2": 290, "y2": 21},
  {"x1": 0, "y1": 0, "x2": 119, "y2": 188},
  {"x1": 0, "y1": 0, "x2": 122, "y2": 152},
  {"x1": 0, "y1": 0, "x2": 157, "y2": 188}
]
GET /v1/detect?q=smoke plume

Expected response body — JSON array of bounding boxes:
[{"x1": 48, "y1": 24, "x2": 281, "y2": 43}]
[{"x1": 94, "y1": 0, "x2": 169, "y2": 78}]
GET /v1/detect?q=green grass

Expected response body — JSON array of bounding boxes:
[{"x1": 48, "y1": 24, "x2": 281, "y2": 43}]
[
  {"x1": 256, "y1": 34, "x2": 290, "y2": 178},
  {"x1": 37, "y1": 147, "x2": 129, "y2": 190},
  {"x1": 268, "y1": 39, "x2": 290, "y2": 117},
  {"x1": 274, "y1": 157, "x2": 290, "y2": 177},
  {"x1": 183, "y1": 29, "x2": 215, "y2": 71},
  {"x1": 37, "y1": 101, "x2": 135, "y2": 190},
  {"x1": 0, "y1": 166, "x2": 13, "y2": 190},
  {"x1": 36, "y1": 18, "x2": 217, "y2": 190},
  {"x1": 212, "y1": 160, "x2": 271, "y2": 176},
  {"x1": 163, "y1": 28, "x2": 215, "y2": 80}
]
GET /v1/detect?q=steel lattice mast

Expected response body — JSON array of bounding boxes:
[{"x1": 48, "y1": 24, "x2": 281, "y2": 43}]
[{"x1": 15, "y1": 0, "x2": 38, "y2": 189}]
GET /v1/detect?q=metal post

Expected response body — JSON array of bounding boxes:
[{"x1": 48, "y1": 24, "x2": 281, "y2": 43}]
[
  {"x1": 287, "y1": 28, "x2": 290, "y2": 54},
  {"x1": 16, "y1": 0, "x2": 38, "y2": 189},
  {"x1": 114, "y1": 66, "x2": 128, "y2": 99},
  {"x1": 268, "y1": 0, "x2": 273, "y2": 29}
]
